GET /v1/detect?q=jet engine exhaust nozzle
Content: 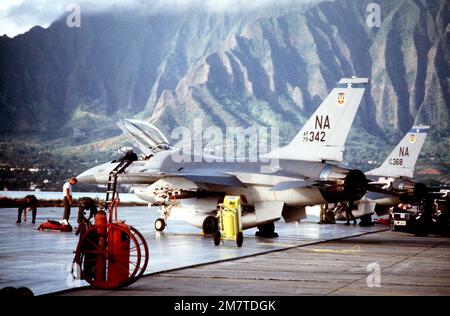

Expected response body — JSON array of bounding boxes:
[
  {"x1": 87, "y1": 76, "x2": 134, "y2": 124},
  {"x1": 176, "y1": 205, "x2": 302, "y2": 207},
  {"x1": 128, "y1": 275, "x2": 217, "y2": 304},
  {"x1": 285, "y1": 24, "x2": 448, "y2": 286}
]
[{"x1": 320, "y1": 168, "x2": 368, "y2": 203}]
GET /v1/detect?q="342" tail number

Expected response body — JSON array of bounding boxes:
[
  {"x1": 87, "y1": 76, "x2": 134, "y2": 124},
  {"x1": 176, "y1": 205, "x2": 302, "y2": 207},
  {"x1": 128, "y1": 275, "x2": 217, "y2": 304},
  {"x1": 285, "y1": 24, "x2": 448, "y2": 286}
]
[{"x1": 303, "y1": 131, "x2": 326, "y2": 142}]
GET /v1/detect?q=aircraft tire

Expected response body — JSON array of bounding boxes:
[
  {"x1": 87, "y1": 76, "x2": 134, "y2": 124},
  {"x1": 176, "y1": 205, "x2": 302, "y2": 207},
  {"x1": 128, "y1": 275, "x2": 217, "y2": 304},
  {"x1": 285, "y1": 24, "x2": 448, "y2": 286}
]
[
  {"x1": 214, "y1": 231, "x2": 221, "y2": 246},
  {"x1": 154, "y1": 218, "x2": 166, "y2": 232},
  {"x1": 414, "y1": 224, "x2": 429, "y2": 237},
  {"x1": 236, "y1": 232, "x2": 243, "y2": 247},
  {"x1": 255, "y1": 222, "x2": 278, "y2": 238},
  {"x1": 359, "y1": 214, "x2": 373, "y2": 226},
  {"x1": 202, "y1": 216, "x2": 219, "y2": 235}
]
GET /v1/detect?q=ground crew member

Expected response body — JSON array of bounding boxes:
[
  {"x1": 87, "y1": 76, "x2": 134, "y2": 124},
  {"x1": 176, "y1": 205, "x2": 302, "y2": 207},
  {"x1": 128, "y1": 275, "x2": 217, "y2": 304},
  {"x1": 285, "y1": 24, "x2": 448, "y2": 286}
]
[
  {"x1": 345, "y1": 201, "x2": 357, "y2": 226},
  {"x1": 319, "y1": 203, "x2": 327, "y2": 223},
  {"x1": 17, "y1": 195, "x2": 38, "y2": 224},
  {"x1": 118, "y1": 150, "x2": 138, "y2": 162},
  {"x1": 334, "y1": 202, "x2": 345, "y2": 218},
  {"x1": 320, "y1": 203, "x2": 335, "y2": 224},
  {"x1": 62, "y1": 177, "x2": 77, "y2": 224},
  {"x1": 325, "y1": 206, "x2": 336, "y2": 224},
  {"x1": 77, "y1": 197, "x2": 98, "y2": 223}
]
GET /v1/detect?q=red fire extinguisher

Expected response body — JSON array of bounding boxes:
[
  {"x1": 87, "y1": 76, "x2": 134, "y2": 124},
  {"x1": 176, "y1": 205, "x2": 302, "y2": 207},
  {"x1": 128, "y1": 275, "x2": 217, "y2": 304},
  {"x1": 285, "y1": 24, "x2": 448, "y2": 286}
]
[
  {"x1": 94, "y1": 211, "x2": 107, "y2": 283},
  {"x1": 108, "y1": 223, "x2": 130, "y2": 287}
]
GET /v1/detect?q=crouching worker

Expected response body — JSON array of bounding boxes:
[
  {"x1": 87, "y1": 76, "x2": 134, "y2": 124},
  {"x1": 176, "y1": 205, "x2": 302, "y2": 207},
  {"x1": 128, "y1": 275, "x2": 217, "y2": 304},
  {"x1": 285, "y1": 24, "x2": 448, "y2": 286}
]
[
  {"x1": 77, "y1": 197, "x2": 98, "y2": 224},
  {"x1": 17, "y1": 195, "x2": 38, "y2": 224}
]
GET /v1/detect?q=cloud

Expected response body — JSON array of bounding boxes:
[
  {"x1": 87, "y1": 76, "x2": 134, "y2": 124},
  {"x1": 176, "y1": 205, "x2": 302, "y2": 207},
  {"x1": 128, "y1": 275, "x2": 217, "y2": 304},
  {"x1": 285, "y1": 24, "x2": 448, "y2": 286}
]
[{"x1": 0, "y1": 0, "x2": 317, "y2": 37}]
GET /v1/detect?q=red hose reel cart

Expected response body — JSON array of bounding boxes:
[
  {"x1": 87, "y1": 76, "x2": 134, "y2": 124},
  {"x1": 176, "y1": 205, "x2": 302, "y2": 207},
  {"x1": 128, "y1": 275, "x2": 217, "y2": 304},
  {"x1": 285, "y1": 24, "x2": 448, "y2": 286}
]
[{"x1": 72, "y1": 161, "x2": 149, "y2": 290}]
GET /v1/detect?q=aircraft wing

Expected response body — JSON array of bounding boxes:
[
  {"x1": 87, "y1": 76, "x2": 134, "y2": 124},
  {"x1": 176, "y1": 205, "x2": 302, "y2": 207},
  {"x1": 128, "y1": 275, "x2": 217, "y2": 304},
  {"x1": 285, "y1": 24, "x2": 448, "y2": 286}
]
[
  {"x1": 158, "y1": 170, "x2": 246, "y2": 188},
  {"x1": 175, "y1": 173, "x2": 246, "y2": 187},
  {"x1": 111, "y1": 169, "x2": 246, "y2": 187},
  {"x1": 230, "y1": 171, "x2": 335, "y2": 191}
]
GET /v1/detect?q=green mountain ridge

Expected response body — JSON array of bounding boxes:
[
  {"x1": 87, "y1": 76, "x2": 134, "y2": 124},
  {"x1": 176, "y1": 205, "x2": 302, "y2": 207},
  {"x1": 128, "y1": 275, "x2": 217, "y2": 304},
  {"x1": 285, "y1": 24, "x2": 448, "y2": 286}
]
[{"x1": 0, "y1": 0, "x2": 448, "y2": 189}]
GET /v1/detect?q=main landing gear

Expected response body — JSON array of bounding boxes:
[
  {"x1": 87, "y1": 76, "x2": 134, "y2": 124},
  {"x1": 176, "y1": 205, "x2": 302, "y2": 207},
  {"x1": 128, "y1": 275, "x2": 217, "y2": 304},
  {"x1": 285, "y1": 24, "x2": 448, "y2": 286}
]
[{"x1": 255, "y1": 222, "x2": 278, "y2": 238}]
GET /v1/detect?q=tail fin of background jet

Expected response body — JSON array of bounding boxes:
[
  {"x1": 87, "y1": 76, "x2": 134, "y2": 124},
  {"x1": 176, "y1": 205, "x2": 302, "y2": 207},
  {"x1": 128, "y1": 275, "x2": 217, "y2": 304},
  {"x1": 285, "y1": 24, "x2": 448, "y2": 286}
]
[
  {"x1": 276, "y1": 77, "x2": 369, "y2": 162},
  {"x1": 366, "y1": 125, "x2": 429, "y2": 179}
]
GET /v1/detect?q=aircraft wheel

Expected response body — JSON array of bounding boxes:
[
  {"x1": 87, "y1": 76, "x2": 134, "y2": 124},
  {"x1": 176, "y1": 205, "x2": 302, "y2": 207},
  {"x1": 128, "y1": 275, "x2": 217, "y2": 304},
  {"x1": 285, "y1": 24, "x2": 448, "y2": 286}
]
[
  {"x1": 256, "y1": 222, "x2": 278, "y2": 238},
  {"x1": 236, "y1": 232, "x2": 243, "y2": 247},
  {"x1": 414, "y1": 229, "x2": 429, "y2": 237},
  {"x1": 359, "y1": 214, "x2": 373, "y2": 226},
  {"x1": 413, "y1": 213, "x2": 430, "y2": 237},
  {"x1": 15, "y1": 287, "x2": 34, "y2": 296},
  {"x1": 202, "y1": 216, "x2": 219, "y2": 235},
  {"x1": 414, "y1": 222, "x2": 429, "y2": 237},
  {"x1": 214, "y1": 231, "x2": 221, "y2": 246},
  {"x1": 154, "y1": 218, "x2": 166, "y2": 232}
]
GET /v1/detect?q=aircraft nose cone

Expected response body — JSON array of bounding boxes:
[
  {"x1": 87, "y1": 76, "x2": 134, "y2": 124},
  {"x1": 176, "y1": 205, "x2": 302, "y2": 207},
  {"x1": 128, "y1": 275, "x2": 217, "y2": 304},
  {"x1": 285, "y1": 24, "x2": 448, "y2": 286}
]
[{"x1": 76, "y1": 170, "x2": 96, "y2": 184}]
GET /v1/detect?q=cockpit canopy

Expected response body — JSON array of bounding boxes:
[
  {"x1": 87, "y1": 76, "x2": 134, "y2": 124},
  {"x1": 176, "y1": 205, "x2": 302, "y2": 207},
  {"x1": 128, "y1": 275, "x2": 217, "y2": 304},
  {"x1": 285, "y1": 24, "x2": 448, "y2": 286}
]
[{"x1": 118, "y1": 119, "x2": 170, "y2": 156}]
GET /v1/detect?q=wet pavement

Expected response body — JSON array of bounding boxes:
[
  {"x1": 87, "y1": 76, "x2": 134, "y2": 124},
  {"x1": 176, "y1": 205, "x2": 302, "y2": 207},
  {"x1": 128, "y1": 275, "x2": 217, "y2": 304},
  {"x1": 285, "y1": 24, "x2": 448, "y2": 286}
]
[
  {"x1": 66, "y1": 230, "x2": 450, "y2": 296},
  {"x1": 0, "y1": 206, "x2": 386, "y2": 295}
]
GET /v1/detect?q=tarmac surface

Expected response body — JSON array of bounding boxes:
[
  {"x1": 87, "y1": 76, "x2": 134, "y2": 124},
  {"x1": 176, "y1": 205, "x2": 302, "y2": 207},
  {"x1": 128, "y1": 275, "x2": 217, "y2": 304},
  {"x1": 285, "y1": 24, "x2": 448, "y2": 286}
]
[
  {"x1": 0, "y1": 206, "x2": 387, "y2": 295},
  {"x1": 63, "y1": 230, "x2": 450, "y2": 296},
  {"x1": 63, "y1": 228, "x2": 450, "y2": 296}
]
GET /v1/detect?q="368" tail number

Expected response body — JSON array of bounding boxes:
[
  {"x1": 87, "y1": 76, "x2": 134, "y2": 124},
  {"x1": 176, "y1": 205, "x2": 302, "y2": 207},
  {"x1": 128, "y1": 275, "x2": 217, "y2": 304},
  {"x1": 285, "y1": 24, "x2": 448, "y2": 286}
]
[{"x1": 389, "y1": 158, "x2": 403, "y2": 166}]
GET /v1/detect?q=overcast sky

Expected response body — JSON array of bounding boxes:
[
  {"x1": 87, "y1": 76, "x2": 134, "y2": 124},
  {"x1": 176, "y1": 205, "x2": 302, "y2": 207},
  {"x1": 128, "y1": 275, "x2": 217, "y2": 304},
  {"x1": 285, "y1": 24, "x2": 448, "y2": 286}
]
[{"x1": 0, "y1": 0, "x2": 314, "y2": 38}]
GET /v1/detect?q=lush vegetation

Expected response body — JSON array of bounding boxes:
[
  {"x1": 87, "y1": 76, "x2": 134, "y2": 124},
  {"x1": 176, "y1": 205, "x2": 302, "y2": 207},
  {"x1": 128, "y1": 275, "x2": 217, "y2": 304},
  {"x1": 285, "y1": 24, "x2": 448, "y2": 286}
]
[{"x1": 1, "y1": 123, "x2": 448, "y2": 192}]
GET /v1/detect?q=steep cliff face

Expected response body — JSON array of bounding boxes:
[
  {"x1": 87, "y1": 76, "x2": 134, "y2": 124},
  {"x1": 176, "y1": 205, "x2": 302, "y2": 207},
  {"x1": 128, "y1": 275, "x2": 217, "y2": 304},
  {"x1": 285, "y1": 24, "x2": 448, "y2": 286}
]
[
  {"x1": 0, "y1": 0, "x2": 448, "y2": 168},
  {"x1": 0, "y1": 8, "x2": 271, "y2": 138},
  {"x1": 151, "y1": 0, "x2": 449, "y2": 145}
]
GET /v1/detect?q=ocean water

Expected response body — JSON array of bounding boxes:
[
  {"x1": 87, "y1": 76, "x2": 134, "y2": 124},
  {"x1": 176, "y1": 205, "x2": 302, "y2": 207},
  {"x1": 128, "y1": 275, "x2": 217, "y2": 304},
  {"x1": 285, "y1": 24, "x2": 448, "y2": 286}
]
[{"x1": 0, "y1": 190, "x2": 146, "y2": 203}]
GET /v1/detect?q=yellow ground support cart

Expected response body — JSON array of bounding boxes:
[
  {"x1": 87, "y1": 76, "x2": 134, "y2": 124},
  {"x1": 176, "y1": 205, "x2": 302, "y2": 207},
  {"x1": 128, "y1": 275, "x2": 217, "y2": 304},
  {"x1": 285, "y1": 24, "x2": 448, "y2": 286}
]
[{"x1": 214, "y1": 196, "x2": 244, "y2": 247}]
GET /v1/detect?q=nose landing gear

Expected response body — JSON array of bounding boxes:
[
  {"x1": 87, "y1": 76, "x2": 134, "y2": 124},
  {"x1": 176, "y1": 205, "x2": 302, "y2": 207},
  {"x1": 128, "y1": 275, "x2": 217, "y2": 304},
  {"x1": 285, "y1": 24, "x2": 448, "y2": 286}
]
[
  {"x1": 154, "y1": 218, "x2": 166, "y2": 232},
  {"x1": 155, "y1": 203, "x2": 173, "y2": 232}
]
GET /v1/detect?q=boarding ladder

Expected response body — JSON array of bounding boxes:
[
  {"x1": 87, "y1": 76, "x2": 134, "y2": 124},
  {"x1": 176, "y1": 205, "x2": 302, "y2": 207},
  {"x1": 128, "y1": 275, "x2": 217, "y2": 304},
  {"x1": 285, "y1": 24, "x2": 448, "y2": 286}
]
[{"x1": 105, "y1": 160, "x2": 132, "y2": 222}]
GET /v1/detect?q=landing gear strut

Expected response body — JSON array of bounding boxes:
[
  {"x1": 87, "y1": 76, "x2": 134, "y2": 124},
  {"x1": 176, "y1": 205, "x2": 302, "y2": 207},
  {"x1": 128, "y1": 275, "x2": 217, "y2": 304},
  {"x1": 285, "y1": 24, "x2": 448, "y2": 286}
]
[
  {"x1": 255, "y1": 222, "x2": 278, "y2": 238},
  {"x1": 155, "y1": 203, "x2": 173, "y2": 232},
  {"x1": 154, "y1": 218, "x2": 166, "y2": 232}
]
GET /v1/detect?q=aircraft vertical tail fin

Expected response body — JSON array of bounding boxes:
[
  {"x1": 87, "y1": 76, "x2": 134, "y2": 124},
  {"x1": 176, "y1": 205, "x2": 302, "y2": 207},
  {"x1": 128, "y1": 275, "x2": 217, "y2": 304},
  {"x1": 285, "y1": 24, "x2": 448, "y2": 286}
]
[
  {"x1": 277, "y1": 77, "x2": 369, "y2": 162},
  {"x1": 366, "y1": 126, "x2": 430, "y2": 179}
]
